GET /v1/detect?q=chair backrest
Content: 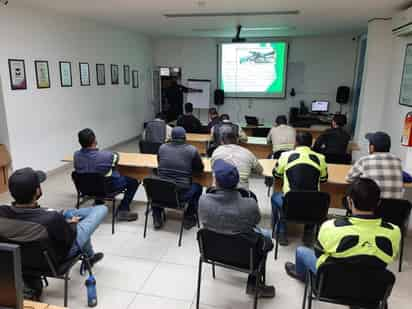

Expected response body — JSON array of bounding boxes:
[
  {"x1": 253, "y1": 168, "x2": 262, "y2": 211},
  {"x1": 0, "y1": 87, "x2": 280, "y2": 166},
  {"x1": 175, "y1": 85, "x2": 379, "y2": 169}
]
[
  {"x1": 139, "y1": 140, "x2": 162, "y2": 155},
  {"x1": 71, "y1": 171, "x2": 109, "y2": 197},
  {"x1": 324, "y1": 153, "x2": 352, "y2": 164},
  {"x1": 197, "y1": 229, "x2": 264, "y2": 271},
  {"x1": 376, "y1": 198, "x2": 412, "y2": 230},
  {"x1": 315, "y1": 263, "x2": 395, "y2": 306},
  {"x1": 143, "y1": 176, "x2": 180, "y2": 209},
  {"x1": 284, "y1": 191, "x2": 330, "y2": 224}
]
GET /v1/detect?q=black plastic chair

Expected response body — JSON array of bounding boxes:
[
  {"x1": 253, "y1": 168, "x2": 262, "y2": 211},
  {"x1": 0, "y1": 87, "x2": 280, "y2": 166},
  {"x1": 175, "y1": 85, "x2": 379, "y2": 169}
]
[
  {"x1": 376, "y1": 198, "x2": 412, "y2": 272},
  {"x1": 264, "y1": 151, "x2": 286, "y2": 196},
  {"x1": 303, "y1": 263, "x2": 395, "y2": 309},
  {"x1": 143, "y1": 176, "x2": 199, "y2": 246},
  {"x1": 273, "y1": 191, "x2": 330, "y2": 259},
  {"x1": 139, "y1": 140, "x2": 162, "y2": 154},
  {"x1": 71, "y1": 171, "x2": 125, "y2": 234},
  {"x1": 196, "y1": 229, "x2": 267, "y2": 309},
  {"x1": 324, "y1": 153, "x2": 352, "y2": 164},
  {"x1": 1, "y1": 238, "x2": 90, "y2": 307}
]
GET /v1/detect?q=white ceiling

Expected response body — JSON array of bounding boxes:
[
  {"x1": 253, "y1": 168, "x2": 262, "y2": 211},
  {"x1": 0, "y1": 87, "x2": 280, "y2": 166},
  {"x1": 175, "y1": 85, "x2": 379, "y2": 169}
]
[{"x1": 12, "y1": 0, "x2": 412, "y2": 37}]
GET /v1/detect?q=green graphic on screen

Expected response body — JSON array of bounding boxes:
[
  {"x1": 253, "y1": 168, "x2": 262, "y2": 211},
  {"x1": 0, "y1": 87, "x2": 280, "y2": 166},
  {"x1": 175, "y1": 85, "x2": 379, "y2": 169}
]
[{"x1": 219, "y1": 42, "x2": 288, "y2": 98}]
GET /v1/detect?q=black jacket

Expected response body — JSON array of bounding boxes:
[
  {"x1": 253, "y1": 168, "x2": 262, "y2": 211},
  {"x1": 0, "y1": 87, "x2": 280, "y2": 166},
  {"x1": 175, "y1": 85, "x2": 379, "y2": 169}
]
[
  {"x1": 0, "y1": 205, "x2": 76, "y2": 264},
  {"x1": 313, "y1": 127, "x2": 350, "y2": 155},
  {"x1": 176, "y1": 114, "x2": 202, "y2": 133}
]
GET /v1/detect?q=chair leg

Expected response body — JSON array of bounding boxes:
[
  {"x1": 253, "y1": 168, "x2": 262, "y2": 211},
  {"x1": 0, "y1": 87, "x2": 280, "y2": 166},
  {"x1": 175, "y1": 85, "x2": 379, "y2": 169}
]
[
  {"x1": 302, "y1": 272, "x2": 309, "y2": 309},
  {"x1": 212, "y1": 262, "x2": 216, "y2": 279},
  {"x1": 64, "y1": 272, "x2": 69, "y2": 307},
  {"x1": 253, "y1": 271, "x2": 259, "y2": 309},
  {"x1": 178, "y1": 213, "x2": 185, "y2": 247},
  {"x1": 399, "y1": 233, "x2": 404, "y2": 272},
  {"x1": 112, "y1": 200, "x2": 116, "y2": 235},
  {"x1": 196, "y1": 259, "x2": 203, "y2": 309},
  {"x1": 274, "y1": 230, "x2": 279, "y2": 260},
  {"x1": 143, "y1": 202, "x2": 150, "y2": 239},
  {"x1": 76, "y1": 193, "x2": 80, "y2": 209}
]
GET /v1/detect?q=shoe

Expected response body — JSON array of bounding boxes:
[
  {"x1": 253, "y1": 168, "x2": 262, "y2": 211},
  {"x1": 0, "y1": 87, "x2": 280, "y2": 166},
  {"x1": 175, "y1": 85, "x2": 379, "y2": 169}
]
[
  {"x1": 183, "y1": 216, "x2": 197, "y2": 230},
  {"x1": 246, "y1": 277, "x2": 276, "y2": 298},
  {"x1": 89, "y1": 252, "x2": 104, "y2": 267},
  {"x1": 153, "y1": 214, "x2": 164, "y2": 230},
  {"x1": 278, "y1": 233, "x2": 289, "y2": 246},
  {"x1": 118, "y1": 211, "x2": 138, "y2": 222},
  {"x1": 284, "y1": 262, "x2": 305, "y2": 282}
]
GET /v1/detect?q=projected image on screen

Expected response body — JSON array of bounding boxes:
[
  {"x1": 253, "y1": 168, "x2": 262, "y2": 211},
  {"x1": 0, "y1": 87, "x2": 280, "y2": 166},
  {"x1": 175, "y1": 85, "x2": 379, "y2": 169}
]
[{"x1": 219, "y1": 42, "x2": 288, "y2": 98}]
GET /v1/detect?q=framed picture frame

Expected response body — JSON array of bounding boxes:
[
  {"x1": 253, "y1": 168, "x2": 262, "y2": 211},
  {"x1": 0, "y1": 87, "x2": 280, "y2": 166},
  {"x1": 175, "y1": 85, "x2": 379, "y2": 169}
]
[
  {"x1": 111, "y1": 64, "x2": 119, "y2": 85},
  {"x1": 400, "y1": 44, "x2": 412, "y2": 106},
  {"x1": 132, "y1": 70, "x2": 139, "y2": 88},
  {"x1": 59, "y1": 61, "x2": 72, "y2": 87},
  {"x1": 123, "y1": 65, "x2": 130, "y2": 85},
  {"x1": 8, "y1": 59, "x2": 27, "y2": 90},
  {"x1": 79, "y1": 62, "x2": 90, "y2": 86},
  {"x1": 96, "y1": 63, "x2": 105, "y2": 86},
  {"x1": 34, "y1": 60, "x2": 50, "y2": 89}
]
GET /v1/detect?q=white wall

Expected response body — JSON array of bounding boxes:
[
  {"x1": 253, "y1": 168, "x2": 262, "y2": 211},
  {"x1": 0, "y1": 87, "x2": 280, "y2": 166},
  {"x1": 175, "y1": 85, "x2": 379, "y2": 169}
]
[
  {"x1": 153, "y1": 36, "x2": 358, "y2": 124},
  {"x1": 0, "y1": 8, "x2": 153, "y2": 172}
]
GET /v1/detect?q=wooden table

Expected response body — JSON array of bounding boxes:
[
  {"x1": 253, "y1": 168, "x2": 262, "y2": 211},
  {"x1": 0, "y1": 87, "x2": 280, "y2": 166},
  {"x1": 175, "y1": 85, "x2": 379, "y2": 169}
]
[
  {"x1": 186, "y1": 133, "x2": 359, "y2": 159},
  {"x1": 24, "y1": 300, "x2": 65, "y2": 309},
  {"x1": 242, "y1": 123, "x2": 329, "y2": 141}
]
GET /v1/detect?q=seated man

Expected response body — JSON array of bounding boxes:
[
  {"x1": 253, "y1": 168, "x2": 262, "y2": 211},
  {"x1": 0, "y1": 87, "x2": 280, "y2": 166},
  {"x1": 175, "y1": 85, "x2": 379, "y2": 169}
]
[
  {"x1": 207, "y1": 107, "x2": 220, "y2": 132},
  {"x1": 208, "y1": 114, "x2": 248, "y2": 155},
  {"x1": 198, "y1": 159, "x2": 275, "y2": 298},
  {"x1": 74, "y1": 128, "x2": 139, "y2": 221},
  {"x1": 176, "y1": 102, "x2": 202, "y2": 133},
  {"x1": 142, "y1": 112, "x2": 172, "y2": 143},
  {"x1": 271, "y1": 132, "x2": 328, "y2": 246},
  {"x1": 313, "y1": 114, "x2": 350, "y2": 157},
  {"x1": 155, "y1": 127, "x2": 204, "y2": 229},
  {"x1": 285, "y1": 178, "x2": 400, "y2": 283},
  {"x1": 347, "y1": 131, "x2": 403, "y2": 199},
  {"x1": 211, "y1": 128, "x2": 263, "y2": 189},
  {"x1": 266, "y1": 115, "x2": 296, "y2": 158},
  {"x1": 0, "y1": 168, "x2": 107, "y2": 298}
]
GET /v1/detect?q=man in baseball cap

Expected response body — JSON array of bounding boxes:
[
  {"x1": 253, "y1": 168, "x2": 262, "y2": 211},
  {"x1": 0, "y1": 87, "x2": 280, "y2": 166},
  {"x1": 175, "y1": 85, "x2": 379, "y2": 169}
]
[
  {"x1": 198, "y1": 160, "x2": 275, "y2": 298},
  {"x1": 1, "y1": 167, "x2": 108, "y2": 268},
  {"x1": 346, "y1": 131, "x2": 403, "y2": 199}
]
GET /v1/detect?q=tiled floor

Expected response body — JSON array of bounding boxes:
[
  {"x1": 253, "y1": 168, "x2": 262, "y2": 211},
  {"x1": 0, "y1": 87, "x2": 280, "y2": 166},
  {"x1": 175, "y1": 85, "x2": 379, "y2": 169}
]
[{"x1": 1, "y1": 139, "x2": 411, "y2": 309}]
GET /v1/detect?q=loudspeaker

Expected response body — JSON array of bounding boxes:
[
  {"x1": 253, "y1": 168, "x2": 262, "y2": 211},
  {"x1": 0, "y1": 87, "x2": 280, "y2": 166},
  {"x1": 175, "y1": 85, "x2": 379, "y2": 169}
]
[
  {"x1": 214, "y1": 89, "x2": 224, "y2": 106},
  {"x1": 336, "y1": 86, "x2": 350, "y2": 104}
]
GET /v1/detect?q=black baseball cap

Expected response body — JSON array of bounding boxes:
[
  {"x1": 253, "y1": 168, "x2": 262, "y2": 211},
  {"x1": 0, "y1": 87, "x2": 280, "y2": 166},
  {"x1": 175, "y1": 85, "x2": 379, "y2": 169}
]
[
  {"x1": 365, "y1": 131, "x2": 391, "y2": 152},
  {"x1": 9, "y1": 168, "x2": 47, "y2": 204}
]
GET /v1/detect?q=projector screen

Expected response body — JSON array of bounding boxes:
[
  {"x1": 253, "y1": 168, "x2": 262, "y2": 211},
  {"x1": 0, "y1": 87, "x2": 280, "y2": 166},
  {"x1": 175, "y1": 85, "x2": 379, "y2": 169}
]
[{"x1": 218, "y1": 42, "x2": 288, "y2": 98}]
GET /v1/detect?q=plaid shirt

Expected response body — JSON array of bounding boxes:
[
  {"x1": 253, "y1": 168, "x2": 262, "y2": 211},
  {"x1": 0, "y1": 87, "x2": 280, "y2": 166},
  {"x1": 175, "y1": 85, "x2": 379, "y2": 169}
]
[{"x1": 346, "y1": 153, "x2": 404, "y2": 199}]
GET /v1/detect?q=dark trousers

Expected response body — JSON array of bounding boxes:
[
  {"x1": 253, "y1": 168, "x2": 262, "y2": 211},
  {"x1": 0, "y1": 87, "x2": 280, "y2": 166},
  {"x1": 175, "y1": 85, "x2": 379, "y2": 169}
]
[
  {"x1": 152, "y1": 183, "x2": 203, "y2": 218},
  {"x1": 111, "y1": 176, "x2": 139, "y2": 211}
]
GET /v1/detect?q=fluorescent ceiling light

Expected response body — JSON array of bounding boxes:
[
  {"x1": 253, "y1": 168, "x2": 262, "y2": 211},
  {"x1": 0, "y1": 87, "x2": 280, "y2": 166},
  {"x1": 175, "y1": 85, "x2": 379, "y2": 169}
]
[
  {"x1": 243, "y1": 26, "x2": 295, "y2": 31},
  {"x1": 164, "y1": 10, "x2": 300, "y2": 18}
]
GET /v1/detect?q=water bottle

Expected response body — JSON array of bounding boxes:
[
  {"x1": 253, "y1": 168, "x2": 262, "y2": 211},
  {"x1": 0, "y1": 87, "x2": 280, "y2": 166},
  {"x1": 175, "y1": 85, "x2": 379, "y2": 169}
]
[{"x1": 85, "y1": 275, "x2": 97, "y2": 307}]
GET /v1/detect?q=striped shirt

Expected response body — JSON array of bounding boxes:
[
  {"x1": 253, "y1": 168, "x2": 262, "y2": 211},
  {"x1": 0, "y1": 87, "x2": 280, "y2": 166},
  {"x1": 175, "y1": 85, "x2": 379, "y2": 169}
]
[{"x1": 346, "y1": 153, "x2": 404, "y2": 199}]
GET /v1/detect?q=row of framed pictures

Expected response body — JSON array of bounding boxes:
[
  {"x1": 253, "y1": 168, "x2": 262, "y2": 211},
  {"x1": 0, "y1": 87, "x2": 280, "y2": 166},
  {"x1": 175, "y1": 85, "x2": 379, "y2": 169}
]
[{"x1": 8, "y1": 59, "x2": 140, "y2": 90}]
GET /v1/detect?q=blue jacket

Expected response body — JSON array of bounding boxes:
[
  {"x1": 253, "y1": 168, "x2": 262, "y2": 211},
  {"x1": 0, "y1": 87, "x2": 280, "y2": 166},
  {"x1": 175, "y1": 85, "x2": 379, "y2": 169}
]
[{"x1": 74, "y1": 148, "x2": 120, "y2": 178}]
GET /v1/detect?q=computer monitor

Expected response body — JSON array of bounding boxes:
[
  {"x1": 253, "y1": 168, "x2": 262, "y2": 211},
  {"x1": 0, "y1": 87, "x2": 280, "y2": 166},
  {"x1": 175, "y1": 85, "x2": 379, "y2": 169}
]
[
  {"x1": 0, "y1": 243, "x2": 23, "y2": 309},
  {"x1": 311, "y1": 100, "x2": 329, "y2": 113}
]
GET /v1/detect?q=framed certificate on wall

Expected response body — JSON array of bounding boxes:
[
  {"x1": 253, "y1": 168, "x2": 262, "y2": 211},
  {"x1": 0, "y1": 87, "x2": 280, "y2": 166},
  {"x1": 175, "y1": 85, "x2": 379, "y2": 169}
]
[
  {"x1": 59, "y1": 61, "x2": 72, "y2": 87},
  {"x1": 8, "y1": 59, "x2": 27, "y2": 90},
  {"x1": 79, "y1": 62, "x2": 90, "y2": 86},
  {"x1": 132, "y1": 70, "x2": 139, "y2": 88},
  {"x1": 96, "y1": 63, "x2": 105, "y2": 86},
  {"x1": 111, "y1": 64, "x2": 119, "y2": 85},
  {"x1": 34, "y1": 60, "x2": 50, "y2": 89},
  {"x1": 124, "y1": 65, "x2": 130, "y2": 85},
  {"x1": 400, "y1": 44, "x2": 412, "y2": 106}
]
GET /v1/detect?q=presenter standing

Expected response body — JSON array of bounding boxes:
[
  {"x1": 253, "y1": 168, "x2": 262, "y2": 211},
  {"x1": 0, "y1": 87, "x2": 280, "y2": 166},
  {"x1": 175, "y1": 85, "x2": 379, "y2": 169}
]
[{"x1": 164, "y1": 79, "x2": 202, "y2": 122}]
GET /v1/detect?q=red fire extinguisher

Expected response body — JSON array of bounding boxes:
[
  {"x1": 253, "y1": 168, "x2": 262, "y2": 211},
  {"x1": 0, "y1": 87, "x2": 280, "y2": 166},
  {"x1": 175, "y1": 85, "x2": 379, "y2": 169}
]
[{"x1": 402, "y1": 112, "x2": 412, "y2": 146}]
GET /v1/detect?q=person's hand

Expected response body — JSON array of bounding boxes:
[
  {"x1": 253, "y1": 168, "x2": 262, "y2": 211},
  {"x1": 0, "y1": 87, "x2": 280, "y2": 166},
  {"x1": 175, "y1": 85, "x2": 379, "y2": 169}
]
[{"x1": 67, "y1": 216, "x2": 81, "y2": 224}]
